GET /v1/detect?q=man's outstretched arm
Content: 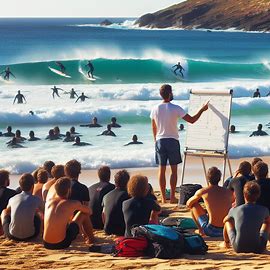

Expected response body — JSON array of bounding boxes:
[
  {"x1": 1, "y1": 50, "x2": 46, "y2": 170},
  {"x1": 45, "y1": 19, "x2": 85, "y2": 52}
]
[{"x1": 183, "y1": 101, "x2": 209, "y2": 124}]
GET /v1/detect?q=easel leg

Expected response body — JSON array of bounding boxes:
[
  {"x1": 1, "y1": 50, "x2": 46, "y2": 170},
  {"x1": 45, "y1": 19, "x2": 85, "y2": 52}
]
[
  {"x1": 180, "y1": 151, "x2": 187, "y2": 186},
  {"x1": 223, "y1": 154, "x2": 227, "y2": 184},
  {"x1": 227, "y1": 156, "x2": 232, "y2": 177},
  {"x1": 201, "y1": 157, "x2": 208, "y2": 186}
]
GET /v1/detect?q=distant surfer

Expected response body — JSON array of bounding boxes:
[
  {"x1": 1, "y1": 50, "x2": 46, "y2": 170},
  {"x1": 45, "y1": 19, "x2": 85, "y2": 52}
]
[
  {"x1": 80, "y1": 116, "x2": 102, "y2": 127},
  {"x1": 110, "y1": 117, "x2": 121, "y2": 128},
  {"x1": 69, "y1": 88, "x2": 78, "y2": 99},
  {"x1": 253, "y1": 88, "x2": 261, "y2": 98},
  {"x1": 172, "y1": 62, "x2": 185, "y2": 77},
  {"x1": 28, "y1": 131, "x2": 41, "y2": 141},
  {"x1": 98, "y1": 125, "x2": 116, "y2": 137},
  {"x1": 0, "y1": 67, "x2": 15, "y2": 81},
  {"x1": 75, "y1": 92, "x2": 89, "y2": 103},
  {"x1": 73, "y1": 136, "x2": 91, "y2": 146},
  {"x1": 55, "y1": 61, "x2": 66, "y2": 73},
  {"x1": 85, "y1": 60, "x2": 94, "y2": 78},
  {"x1": 249, "y1": 124, "x2": 268, "y2": 137},
  {"x1": 51, "y1": 86, "x2": 64, "y2": 98},
  {"x1": 13, "y1": 90, "x2": 26, "y2": 104},
  {"x1": 124, "y1": 135, "x2": 143, "y2": 146}
]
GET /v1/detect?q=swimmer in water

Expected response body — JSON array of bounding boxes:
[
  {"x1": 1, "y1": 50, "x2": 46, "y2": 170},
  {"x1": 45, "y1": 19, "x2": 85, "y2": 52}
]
[
  {"x1": 98, "y1": 125, "x2": 116, "y2": 137},
  {"x1": 110, "y1": 117, "x2": 121, "y2": 128},
  {"x1": 124, "y1": 135, "x2": 143, "y2": 146},
  {"x1": 249, "y1": 124, "x2": 268, "y2": 137},
  {"x1": 3, "y1": 126, "x2": 15, "y2": 137},
  {"x1": 6, "y1": 130, "x2": 26, "y2": 144},
  {"x1": 230, "y1": 125, "x2": 239, "y2": 134},
  {"x1": 73, "y1": 136, "x2": 91, "y2": 146},
  {"x1": 69, "y1": 88, "x2": 78, "y2": 99},
  {"x1": 13, "y1": 90, "x2": 26, "y2": 104},
  {"x1": 75, "y1": 92, "x2": 89, "y2": 103},
  {"x1": 85, "y1": 61, "x2": 94, "y2": 78},
  {"x1": 70, "y1": 126, "x2": 80, "y2": 135},
  {"x1": 7, "y1": 137, "x2": 25, "y2": 148},
  {"x1": 80, "y1": 117, "x2": 102, "y2": 128},
  {"x1": 63, "y1": 131, "x2": 75, "y2": 142},
  {"x1": 253, "y1": 88, "x2": 261, "y2": 98},
  {"x1": 55, "y1": 61, "x2": 66, "y2": 73},
  {"x1": 51, "y1": 86, "x2": 64, "y2": 99},
  {"x1": 178, "y1": 124, "x2": 184, "y2": 131},
  {"x1": 0, "y1": 67, "x2": 16, "y2": 81},
  {"x1": 172, "y1": 62, "x2": 185, "y2": 77},
  {"x1": 46, "y1": 129, "x2": 61, "y2": 140},
  {"x1": 28, "y1": 131, "x2": 41, "y2": 141}
]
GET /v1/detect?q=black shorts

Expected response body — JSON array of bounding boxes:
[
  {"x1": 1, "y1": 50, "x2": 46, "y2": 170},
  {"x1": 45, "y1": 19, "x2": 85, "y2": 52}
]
[
  {"x1": 43, "y1": 222, "x2": 79, "y2": 250},
  {"x1": 155, "y1": 138, "x2": 182, "y2": 166},
  {"x1": 3, "y1": 215, "x2": 41, "y2": 241}
]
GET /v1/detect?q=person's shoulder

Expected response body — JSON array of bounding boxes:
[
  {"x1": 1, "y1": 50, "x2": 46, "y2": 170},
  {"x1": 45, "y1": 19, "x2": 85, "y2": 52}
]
[{"x1": 5, "y1": 187, "x2": 17, "y2": 196}]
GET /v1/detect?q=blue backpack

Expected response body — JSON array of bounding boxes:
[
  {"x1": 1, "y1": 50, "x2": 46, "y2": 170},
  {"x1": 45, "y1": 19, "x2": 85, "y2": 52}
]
[{"x1": 131, "y1": 225, "x2": 184, "y2": 259}]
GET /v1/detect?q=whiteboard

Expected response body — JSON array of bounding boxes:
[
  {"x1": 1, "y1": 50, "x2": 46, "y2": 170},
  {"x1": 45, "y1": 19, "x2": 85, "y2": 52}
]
[{"x1": 185, "y1": 90, "x2": 232, "y2": 152}]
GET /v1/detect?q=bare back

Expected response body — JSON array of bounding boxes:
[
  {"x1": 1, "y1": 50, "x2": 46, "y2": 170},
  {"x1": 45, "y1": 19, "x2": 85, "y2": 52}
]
[
  {"x1": 201, "y1": 185, "x2": 232, "y2": 227},
  {"x1": 42, "y1": 179, "x2": 57, "y2": 201},
  {"x1": 43, "y1": 198, "x2": 82, "y2": 243}
]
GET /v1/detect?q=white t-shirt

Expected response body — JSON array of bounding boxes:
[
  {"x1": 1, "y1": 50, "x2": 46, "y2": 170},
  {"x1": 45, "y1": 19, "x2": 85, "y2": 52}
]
[{"x1": 150, "y1": 102, "x2": 186, "y2": 140}]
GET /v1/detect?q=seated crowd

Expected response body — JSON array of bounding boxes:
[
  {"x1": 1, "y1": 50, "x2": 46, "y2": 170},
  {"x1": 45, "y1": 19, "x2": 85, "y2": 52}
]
[{"x1": 0, "y1": 157, "x2": 269, "y2": 255}]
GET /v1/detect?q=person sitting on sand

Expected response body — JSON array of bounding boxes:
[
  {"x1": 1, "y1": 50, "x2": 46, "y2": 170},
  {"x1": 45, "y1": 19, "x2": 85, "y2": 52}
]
[
  {"x1": 98, "y1": 124, "x2": 116, "y2": 137},
  {"x1": 227, "y1": 161, "x2": 252, "y2": 207},
  {"x1": 88, "y1": 166, "x2": 115, "y2": 229},
  {"x1": 0, "y1": 170, "x2": 17, "y2": 235},
  {"x1": 124, "y1": 135, "x2": 143, "y2": 146},
  {"x1": 253, "y1": 162, "x2": 270, "y2": 212},
  {"x1": 28, "y1": 130, "x2": 41, "y2": 141},
  {"x1": 70, "y1": 126, "x2": 80, "y2": 135},
  {"x1": 178, "y1": 123, "x2": 184, "y2": 131},
  {"x1": 249, "y1": 124, "x2": 268, "y2": 137},
  {"x1": 250, "y1": 157, "x2": 263, "y2": 180},
  {"x1": 33, "y1": 169, "x2": 49, "y2": 200},
  {"x1": 1, "y1": 173, "x2": 43, "y2": 241},
  {"x1": 72, "y1": 136, "x2": 91, "y2": 146},
  {"x1": 123, "y1": 175, "x2": 161, "y2": 237},
  {"x1": 102, "y1": 170, "x2": 130, "y2": 236},
  {"x1": 13, "y1": 90, "x2": 26, "y2": 104},
  {"x1": 187, "y1": 167, "x2": 233, "y2": 237},
  {"x1": 75, "y1": 92, "x2": 89, "y2": 103},
  {"x1": 80, "y1": 117, "x2": 102, "y2": 128},
  {"x1": 43, "y1": 160, "x2": 55, "y2": 179},
  {"x1": 253, "y1": 88, "x2": 261, "y2": 98},
  {"x1": 110, "y1": 116, "x2": 121, "y2": 128},
  {"x1": 42, "y1": 165, "x2": 65, "y2": 201},
  {"x1": 222, "y1": 181, "x2": 270, "y2": 253},
  {"x1": 2, "y1": 126, "x2": 15, "y2": 137},
  {"x1": 43, "y1": 177, "x2": 94, "y2": 249},
  {"x1": 7, "y1": 137, "x2": 25, "y2": 148},
  {"x1": 63, "y1": 131, "x2": 74, "y2": 142}
]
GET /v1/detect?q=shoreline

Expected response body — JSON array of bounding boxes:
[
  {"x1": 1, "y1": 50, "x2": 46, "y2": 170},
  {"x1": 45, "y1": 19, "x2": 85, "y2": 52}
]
[{"x1": 8, "y1": 155, "x2": 270, "y2": 190}]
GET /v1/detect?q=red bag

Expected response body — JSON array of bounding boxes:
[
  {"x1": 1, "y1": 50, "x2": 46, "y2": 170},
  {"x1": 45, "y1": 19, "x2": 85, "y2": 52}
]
[{"x1": 114, "y1": 237, "x2": 148, "y2": 257}]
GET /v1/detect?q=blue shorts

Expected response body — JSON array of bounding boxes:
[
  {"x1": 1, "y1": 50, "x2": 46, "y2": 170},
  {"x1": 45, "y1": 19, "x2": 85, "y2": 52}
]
[
  {"x1": 198, "y1": 214, "x2": 223, "y2": 237},
  {"x1": 155, "y1": 138, "x2": 182, "y2": 166}
]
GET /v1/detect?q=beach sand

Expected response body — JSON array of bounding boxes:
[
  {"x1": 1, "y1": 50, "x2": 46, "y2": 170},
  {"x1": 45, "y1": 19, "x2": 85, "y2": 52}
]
[{"x1": 1, "y1": 156, "x2": 270, "y2": 270}]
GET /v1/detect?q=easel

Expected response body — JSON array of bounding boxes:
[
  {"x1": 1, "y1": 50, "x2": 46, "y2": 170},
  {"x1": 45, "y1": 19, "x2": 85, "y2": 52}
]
[
  {"x1": 180, "y1": 149, "x2": 232, "y2": 186},
  {"x1": 179, "y1": 89, "x2": 233, "y2": 191}
]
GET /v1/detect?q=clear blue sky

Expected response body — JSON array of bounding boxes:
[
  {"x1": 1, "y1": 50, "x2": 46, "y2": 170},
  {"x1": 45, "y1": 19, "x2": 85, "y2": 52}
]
[{"x1": 0, "y1": 0, "x2": 185, "y2": 17}]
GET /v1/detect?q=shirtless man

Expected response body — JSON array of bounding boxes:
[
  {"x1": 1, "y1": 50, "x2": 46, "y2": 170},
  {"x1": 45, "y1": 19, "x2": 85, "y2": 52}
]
[
  {"x1": 3, "y1": 126, "x2": 15, "y2": 137},
  {"x1": 110, "y1": 117, "x2": 121, "y2": 128},
  {"x1": 187, "y1": 167, "x2": 233, "y2": 237},
  {"x1": 98, "y1": 125, "x2": 116, "y2": 137},
  {"x1": 13, "y1": 90, "x2": 26, "y2": 104},
  {"x1": 73, "y1": 136, "x2": 91, "y2": 146},
  {"x1": 124, "y1": 135, "x2": 143, "y2": 146},
  {"x1": 80, "y1": 117, "x2": 102, "y2": 128},
  {"x1": 43, "y1": 177, "x2": 94, "y2": 249}
]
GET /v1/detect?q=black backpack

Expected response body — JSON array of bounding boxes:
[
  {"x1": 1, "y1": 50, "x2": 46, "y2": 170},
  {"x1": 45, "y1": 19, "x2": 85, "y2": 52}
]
[
  {"x1": 131, "y1": 224, "x2": 184, "y2": 259},
  {"x1": 179, "y1": 184, "x2": 203, "y2": 205}
]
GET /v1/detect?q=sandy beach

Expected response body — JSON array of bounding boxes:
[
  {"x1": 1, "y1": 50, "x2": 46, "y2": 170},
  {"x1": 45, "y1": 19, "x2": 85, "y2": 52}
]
[{"x1": 1, "y1": 155, "x2": 270, "y2": 270}]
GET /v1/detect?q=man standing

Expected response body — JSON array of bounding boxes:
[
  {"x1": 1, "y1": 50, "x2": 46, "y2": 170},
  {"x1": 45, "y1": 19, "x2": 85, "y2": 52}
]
[{"x1": 150, "y1": 84, "x2": 209, "y2": 203}]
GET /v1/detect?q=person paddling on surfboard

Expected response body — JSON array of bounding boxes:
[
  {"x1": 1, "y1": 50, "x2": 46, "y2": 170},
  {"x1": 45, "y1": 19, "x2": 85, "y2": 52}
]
[
  {"x1": 51, "y1": 86, "x2": 64, "y2": 99},
  {"x1": 13, "y1": 90, "x2": 26, "y2": 104},
  {"x1": 0, "y1": 67, "x2": 16, "y2": 81},
  {"x1": 75, "y1": 92, "x2": 89, "y2": 103},
  {"x1": 172, "y1": 62, "x2": 185, "y2": 78},
  {"x1": 55, "y1": 61, "x2": 66, "y2": 73},
  {"x1": 85, "y1": 61, "x2": 94, "y2": 78}
]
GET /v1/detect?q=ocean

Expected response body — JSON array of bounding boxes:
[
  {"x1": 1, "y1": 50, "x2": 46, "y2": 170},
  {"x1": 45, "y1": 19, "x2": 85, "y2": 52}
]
[{"x1": 0, "y1": 18, "x2": 269, "y2": 174}]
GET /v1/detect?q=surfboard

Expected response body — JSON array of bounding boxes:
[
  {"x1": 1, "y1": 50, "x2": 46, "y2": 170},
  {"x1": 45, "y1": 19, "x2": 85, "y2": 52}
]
[
  {"x1": 78, "y1": 67, "x2": 96, "y2": 81},
  {"x1": 48, "y1": 67, "x2": 71, "y2": 78}
]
